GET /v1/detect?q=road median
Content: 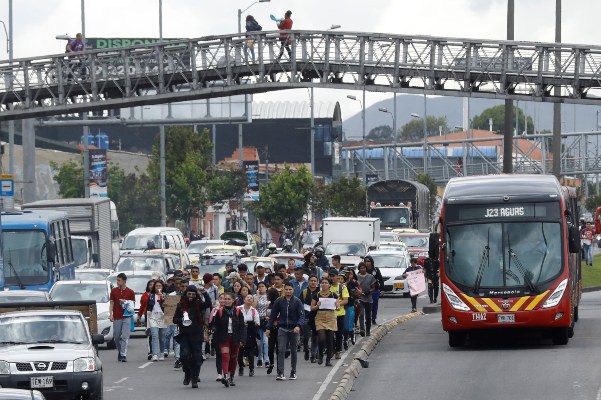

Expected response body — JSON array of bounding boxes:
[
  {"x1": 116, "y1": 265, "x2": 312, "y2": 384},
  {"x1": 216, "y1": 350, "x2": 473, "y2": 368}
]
[{"x1": 328, "y1": 312, "x2": 423, "y2": 400}]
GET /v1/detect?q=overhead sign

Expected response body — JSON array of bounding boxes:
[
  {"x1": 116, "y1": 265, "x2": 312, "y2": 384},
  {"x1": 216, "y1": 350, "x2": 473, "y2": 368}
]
[
  {"x1": 89, "y1": 149, "x2": 107, "y2": 198},
  {"x1": 243, "y1": 161, "x2": 259, "y2": 202}
]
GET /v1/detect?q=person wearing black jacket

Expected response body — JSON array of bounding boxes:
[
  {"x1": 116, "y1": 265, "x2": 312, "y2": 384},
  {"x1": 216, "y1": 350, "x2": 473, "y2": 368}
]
[
  {"x1": 267, "y1": 282, "x2": 305, "y2": 381},
  {"x1": 423, "y1": 257, "x2": 439, "y2": 304},
  {"x1": 212, "y1": 292, "x2": 246, "y2": 388},
  {"x1": 364, "y1": 255, "x2": 384, "y2": 325},
  {"x1": 172, "y1": 286, "x2": 210, "y2": 388}
]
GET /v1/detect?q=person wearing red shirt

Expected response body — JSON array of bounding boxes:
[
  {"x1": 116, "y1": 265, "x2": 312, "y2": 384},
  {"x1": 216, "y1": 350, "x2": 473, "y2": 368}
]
[
  {"x1": 580, "y1": 221, "x2": 595, "y2": 266},
  {"x1": 276, "y1": 10, "x2": 293, "y2": 60},
  {"x1": 110, "y1": 273, "x2": 136, "y2": 362}
]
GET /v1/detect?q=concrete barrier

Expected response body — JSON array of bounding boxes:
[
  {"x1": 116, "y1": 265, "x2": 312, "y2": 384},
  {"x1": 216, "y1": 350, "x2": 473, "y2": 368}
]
[{"x1": 327, "y1": 311, "x2": 424, "y2": 400}]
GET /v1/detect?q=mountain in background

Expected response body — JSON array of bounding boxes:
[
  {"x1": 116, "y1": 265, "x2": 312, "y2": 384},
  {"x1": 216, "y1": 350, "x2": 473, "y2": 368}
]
[{"x1": 342, "y1": 94, "x2": 601, "y2": 139}]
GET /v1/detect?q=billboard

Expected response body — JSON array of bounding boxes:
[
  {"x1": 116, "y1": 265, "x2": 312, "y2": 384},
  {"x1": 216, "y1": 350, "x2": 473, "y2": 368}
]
[
  {"x1": 89, "y1": 149, "x2": 108, "y2": 198},
  {"x1": 243, "y1": 161, "x2": 259, "y2": 202}
]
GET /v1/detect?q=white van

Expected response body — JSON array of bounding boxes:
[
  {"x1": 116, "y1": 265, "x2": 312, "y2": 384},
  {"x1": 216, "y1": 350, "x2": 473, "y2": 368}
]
[{"x1": 120, "y1": 227, "x2": 185, "y2": 255}]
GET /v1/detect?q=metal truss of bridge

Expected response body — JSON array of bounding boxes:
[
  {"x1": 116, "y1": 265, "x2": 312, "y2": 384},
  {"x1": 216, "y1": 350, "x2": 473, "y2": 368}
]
[
  {"x1": 338, "y1": 131, "x2": 601, "y2": 184},
  {"x1": 2, "y1": 30, "x2": 601, "y2": 120}
]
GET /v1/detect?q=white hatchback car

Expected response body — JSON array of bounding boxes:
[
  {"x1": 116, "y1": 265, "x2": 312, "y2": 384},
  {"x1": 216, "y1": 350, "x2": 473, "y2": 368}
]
[
  {"x1": 49, "y1": 280, "x2": 115, "y2": 348},
  {"x1": 365, "y1": 250, "x2": 410, "y2": 296}
]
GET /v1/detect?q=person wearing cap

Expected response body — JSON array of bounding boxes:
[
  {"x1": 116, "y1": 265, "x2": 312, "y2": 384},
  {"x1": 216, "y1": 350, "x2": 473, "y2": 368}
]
[
  {"x1": 254, "y1": 262, "x2": 268, "y2": 285},
  {"x1": 173, "y1": 286, "x2": 210, "y2": 388},
  {"x1": 329, "y1": 269, "x2": 349, "y2": 358},
  {"x1": 402, "y1": 257, "x2": 423, "y2": 312},
  {"x1": 222, "y1": 270, "x2": 239, "y2": 292}
]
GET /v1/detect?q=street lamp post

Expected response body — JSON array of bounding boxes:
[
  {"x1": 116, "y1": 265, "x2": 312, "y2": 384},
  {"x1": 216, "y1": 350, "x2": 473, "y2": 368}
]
[
  {"x1": 238, "y1": 0, "x2": 270, "y2": 33},
  {"x1": 411, "y1": 110, "x2": 428, "y2": 174},
  {"x1": 379, "y1": 107, "x2": 394, "y2": 180},
  {"x1": 158, "y1": 0, "x2": 168, "y2": 226},
  {"x1": 348, "y1": 94, "x2": 366, "y2": 184}
]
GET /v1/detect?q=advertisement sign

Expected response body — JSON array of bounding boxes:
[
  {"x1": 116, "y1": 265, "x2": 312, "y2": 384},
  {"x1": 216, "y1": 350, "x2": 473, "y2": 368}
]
[
  {"x1": 406, "y1": 269, "x2": 426, "y2": 296},
  {"x1": 89, "y1": 149, "x2": 107, "y2": 198},
  {"x1": 243, "y1": 161, "x2": 259, "y2": 202}
]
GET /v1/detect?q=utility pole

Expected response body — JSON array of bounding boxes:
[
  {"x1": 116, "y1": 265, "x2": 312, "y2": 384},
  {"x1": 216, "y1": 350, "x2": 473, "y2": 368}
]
[
  {"x1": 159, "y1": 0, "x2": 167, "y2": 226},
  {"x1": 81, "y1": 0, "x2": 90, "y2": 197},
  {"x1": 503, "y1": 0, "x2": 514, "y2": 174}
]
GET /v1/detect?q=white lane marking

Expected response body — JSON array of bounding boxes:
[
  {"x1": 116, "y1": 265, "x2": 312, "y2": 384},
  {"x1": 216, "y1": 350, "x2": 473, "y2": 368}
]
[
  {"x1": 595, "y1": 383, "x2": 601, "y2": 400},
  {"x1": 114, "y1": 377, "x2": 128, "y2": 384},
  {"x1": 311, "y1": 338, "x2": 362, "y2": 400},
  {"x1": 138, "y1": 362, "x2": 152, "y2": 369}
]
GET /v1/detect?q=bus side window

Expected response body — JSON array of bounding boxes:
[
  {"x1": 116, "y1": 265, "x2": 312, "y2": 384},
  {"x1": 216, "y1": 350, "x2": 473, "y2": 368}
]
[
  {"x1": 50, "y1": 223, "x2": 61, "y2": 267},
  {"x1": 63, "y1": 220, "x2": 73, "y2": 264}
]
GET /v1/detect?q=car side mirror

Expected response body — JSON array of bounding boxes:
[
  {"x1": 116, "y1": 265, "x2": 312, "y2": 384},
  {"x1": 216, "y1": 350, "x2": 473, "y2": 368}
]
[
  {"x1": 46, "y1": 240, "x2": 56, "y2": 262},
  {"x1": 91, "y1": 334, "x2": 105, "y2": 345},
  {"x1": 568, "y1": 225, "x2": 581, "y2": 254},
  {"x1": 91, "y1": 254, "x2": 99, "y2": 263}
]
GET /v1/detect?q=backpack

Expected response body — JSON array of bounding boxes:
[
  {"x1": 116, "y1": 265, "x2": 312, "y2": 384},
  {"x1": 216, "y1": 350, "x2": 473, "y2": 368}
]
[{"x1": 218, "y1": 306, "x2": 241, "y2": 319}]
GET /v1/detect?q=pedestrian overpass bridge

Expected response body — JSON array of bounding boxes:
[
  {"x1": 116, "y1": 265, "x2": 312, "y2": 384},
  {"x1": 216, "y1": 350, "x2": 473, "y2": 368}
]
[{"x1": 1, "y1": 29, "x2": 601, "y2": 120}]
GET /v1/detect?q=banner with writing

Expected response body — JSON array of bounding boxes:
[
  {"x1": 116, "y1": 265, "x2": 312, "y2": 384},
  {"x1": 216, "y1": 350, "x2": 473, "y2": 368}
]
[{"x1": 406, "y1": 269, "x2": 426, "y2": 297}]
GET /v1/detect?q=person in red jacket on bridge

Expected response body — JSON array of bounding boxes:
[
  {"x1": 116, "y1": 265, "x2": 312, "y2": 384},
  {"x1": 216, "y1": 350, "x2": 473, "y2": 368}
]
[{"x1": 276, "y1": 10, "x2": 293, "y2": 60}]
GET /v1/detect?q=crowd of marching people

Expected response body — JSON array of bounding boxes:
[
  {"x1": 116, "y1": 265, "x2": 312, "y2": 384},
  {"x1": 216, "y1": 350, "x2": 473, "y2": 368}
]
[{"x1": 117, "y1": 242, "x2": 389, "y2": 388}]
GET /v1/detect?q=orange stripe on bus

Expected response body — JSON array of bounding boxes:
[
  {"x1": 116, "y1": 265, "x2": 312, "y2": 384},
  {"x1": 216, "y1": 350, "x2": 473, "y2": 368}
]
[
  {"x1": 524, "y1": 291, "x2": 550, "y2": 311},
  {"x1": 482, "y1": 298, "x2": 502, "y2": 312},
  {"x1": 461, "y1": 294, "x2": 487, "y2": 312},
  {"x1": 510, "y1": 296, "x2": 530, "y2": 312}
]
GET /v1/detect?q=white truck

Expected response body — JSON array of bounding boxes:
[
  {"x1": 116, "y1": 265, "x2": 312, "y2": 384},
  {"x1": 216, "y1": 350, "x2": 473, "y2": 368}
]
[
  {"x1": 22, "y1": 198, "x2": 114, "y2": 269},
  {"x1": 322, "y1": 217, "x2": 381, "y2": 268}
]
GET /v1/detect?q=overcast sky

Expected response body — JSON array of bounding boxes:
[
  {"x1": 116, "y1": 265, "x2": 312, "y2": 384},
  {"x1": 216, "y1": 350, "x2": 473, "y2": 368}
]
[{"x1": 2, "y1": 0, "x2": 600, "y2": 129}]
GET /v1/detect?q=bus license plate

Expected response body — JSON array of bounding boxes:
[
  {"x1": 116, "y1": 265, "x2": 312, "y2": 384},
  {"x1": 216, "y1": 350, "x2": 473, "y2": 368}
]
[
  {"x1": 394, "y1": 282, "x2": 404, "y2": 290},
  {"x1": 497, "y1": 314, "x2": 515, "y2": 323},
  {"x1": 31, "y1": 376, "x2": 53, "y2": 388}
]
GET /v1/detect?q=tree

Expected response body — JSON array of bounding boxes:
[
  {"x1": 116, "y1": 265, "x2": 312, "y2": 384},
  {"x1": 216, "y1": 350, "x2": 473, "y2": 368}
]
[
  {"x1": 206, "y1": 166, "x2": 247, "y2": 206},
  {"x1": 147, "y1": 126, "x2": 213, "y2": 226},
  {"x1": 250, "y1": 165, "x2": 314, "y2": 233},
  {"x1": 400, "y1": 116, "x2": 449, "y2": 142},
  {"x1": 415, "y1": 172, "x2": 438, "y2": 222},
  {"x1": 323, "y1": 177, "x2": 367, "y2": 217},
  {"x1": 471, "y1": 105, "x2": 534, "y2": 135},
  {"x1": 366, "y1": 125, "x2": 394, "y2": 141}
]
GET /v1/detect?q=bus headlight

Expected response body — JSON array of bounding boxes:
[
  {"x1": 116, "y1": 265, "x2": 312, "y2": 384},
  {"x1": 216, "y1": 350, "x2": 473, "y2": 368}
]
[
  {"x1": 442, "y1": 283, "x2": 470, "y2": 311},
  {"x1": 542, "y1": 279, "x2": 568, "y2": 309},
  {"x1": 0, "y1": 361, "x2": 10, "y2": 375}
]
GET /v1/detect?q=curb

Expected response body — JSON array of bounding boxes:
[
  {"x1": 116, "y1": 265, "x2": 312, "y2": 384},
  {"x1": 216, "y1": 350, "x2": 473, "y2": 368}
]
[
  {"x1": 422, "y1": 304, "x2": 441, "y2": 314},
  {"x1": 583, "y1": 286, "x2": 601, "y2": 293},
  {"x1": 327, "y1": 312, "x2": 423, "y2": 400}
]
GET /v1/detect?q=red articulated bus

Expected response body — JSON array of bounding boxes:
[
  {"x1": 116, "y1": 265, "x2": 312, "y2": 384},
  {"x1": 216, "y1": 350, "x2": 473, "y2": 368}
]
[{"x1": 431, "y1": 175, "x2": 582, "y2": 347}]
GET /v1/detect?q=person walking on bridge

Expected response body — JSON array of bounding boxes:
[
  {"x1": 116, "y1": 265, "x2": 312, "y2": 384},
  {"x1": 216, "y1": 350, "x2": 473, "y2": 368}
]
[{"x1": 276, "y1": 10, "x2": 293, "y2": 60}]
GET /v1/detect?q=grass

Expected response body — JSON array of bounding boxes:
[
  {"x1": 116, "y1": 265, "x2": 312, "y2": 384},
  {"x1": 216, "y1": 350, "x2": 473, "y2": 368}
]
[{"x1": 581, "y1": 253, "x2": 601, "y2": 288}]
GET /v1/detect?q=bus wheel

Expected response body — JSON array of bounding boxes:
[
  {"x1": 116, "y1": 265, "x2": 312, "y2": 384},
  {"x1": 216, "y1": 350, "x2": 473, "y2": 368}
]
[
  {"x1": 448, "y1": 331, "x2": 466, "y2": 348},
  {"x1": 552, "y1": 328, "x2": 569, "y2": 345},
  {"x1": 574, "y1": 306, "x2": 579, "y2": 322}
]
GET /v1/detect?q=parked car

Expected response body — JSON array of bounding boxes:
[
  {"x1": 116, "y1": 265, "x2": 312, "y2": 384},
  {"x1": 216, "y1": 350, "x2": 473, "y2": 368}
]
[
  {"x1": 396, "y1": 232, "x2": 430, "y2": 265},
  {"x1": 187, "y1": 240, "x2": 226, "y2": 262},
  {"x1": 0, "y1": 309, "x2": 104, "y2": 400},
  {"x1": 114, "y1": 253, "x2": 177, "y2": 276},
  {"x1": 366, "y1": 250, "x2": 410, "y2": 295},
  {"x1": 74, "y1": 268, "x2": 113, "y2": 281},
  {"x1": 107, "y1": 270, "x2": 166, "y2": 330},
  {"x1": 49, "y1": 280, "x2": 114, "y2": 349},
  {"x1": 0, "y1": 291, "x2": 51, "y2": 303}
]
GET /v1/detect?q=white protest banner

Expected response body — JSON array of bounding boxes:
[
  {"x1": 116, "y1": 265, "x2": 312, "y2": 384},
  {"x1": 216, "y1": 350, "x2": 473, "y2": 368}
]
[
  {"x1": 319, "y1": 297, "x2": 337, "y2": 310},
  {"x1": 406, "y1": 269, "x2": 426, "y2": 296}
]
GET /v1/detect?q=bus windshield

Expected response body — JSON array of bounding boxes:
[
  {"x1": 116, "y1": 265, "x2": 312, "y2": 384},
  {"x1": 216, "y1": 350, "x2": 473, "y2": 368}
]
[
  {"x1": 445, "y1": 222, "x2": 562, "y2": 293},
  {"x1": 370, "y1": 208, "x2": 410, "y2": 228},
  {"x1": 3, "y1": 230, "x2": 49, "y2": 286}
]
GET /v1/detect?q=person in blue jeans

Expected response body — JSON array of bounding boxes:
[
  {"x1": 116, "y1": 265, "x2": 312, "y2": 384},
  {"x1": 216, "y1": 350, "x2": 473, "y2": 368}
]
[
  {"x1": 364, "y1": 256, "x2": 384, "y2": 325},
  {"x1": 581, "y1": 221, "x2": 595, "y2": 266}
]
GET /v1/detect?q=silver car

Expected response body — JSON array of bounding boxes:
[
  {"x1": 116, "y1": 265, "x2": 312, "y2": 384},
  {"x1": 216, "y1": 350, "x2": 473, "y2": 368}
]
[{"x1": 0, "y1": 310, "x2": 104, "y2": 400}]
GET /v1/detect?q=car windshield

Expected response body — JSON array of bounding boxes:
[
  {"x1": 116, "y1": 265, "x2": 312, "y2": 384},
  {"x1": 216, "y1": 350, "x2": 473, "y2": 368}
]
[
  {"x1": 398, "y1": 235, "x2": 429, "y2": 248},
  {"x1": 188, "y1": 242, "x2": 215, "y2": 254},
  {"x1": 445, "y1": 222, "x2": 562, "y2": 292},
  {"x1": 71, "y1": 238, "x2": 88, "y2": 266},
  {"x1": 3, "y1": 230, "x2": 49, "y2": 286},
  {"x1": 74, "y1": 270, "x2": 110, "y2": 281},
  {"x1": 116, "y1": 257, "x2": 165, "y2": 273},
  {"x1": 379, "y1": 232, "x2": 398, "y2": 242},
  {"x1": 0, "y1": 293, "x2": 48, "y2": 303},
  {"x1": 108, "y1": 275, "x2": 152, "y2": 294},
  {"x1": 51, "y1": 283, "x2": 109, "y2": 303},
  {"x1": 0, "y1": 314, "x2": 88, "y2": 344},
  {"x1": 121, "y1": 235, "x2": 160, "y2": 250},
  {"x1": 379, "y1": 244, "x2": 405, "y2": 251},
  {"x1": 325, "y1": 243, "x2": 366, "y2": 257},
  {"x1": 371, "y1": 208, "x2": 411, "y2": 228},
  {"x1": 369, "y1": 254, "x2": 407, "y2": 269}
]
